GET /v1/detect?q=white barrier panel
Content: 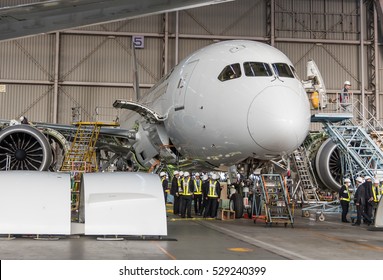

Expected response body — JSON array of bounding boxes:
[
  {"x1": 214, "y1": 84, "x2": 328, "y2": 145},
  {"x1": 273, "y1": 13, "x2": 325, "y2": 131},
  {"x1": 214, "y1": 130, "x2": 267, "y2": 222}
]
[
  {"x1": 0, "y1": 171, "x2": 71, "y2": 235},
  {"x1": 83, "y1": 172, "x2": 167, "y2": 236}
]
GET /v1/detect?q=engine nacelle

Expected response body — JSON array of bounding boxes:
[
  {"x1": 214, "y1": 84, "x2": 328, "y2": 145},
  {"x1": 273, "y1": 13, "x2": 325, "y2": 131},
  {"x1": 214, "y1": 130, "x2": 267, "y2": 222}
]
[
  {"x1": 314, "y1": 138, "x2": 342, "y2": 192},
  {"x1": 0, "y1": 125, "x2": 53, "y2": 171}
]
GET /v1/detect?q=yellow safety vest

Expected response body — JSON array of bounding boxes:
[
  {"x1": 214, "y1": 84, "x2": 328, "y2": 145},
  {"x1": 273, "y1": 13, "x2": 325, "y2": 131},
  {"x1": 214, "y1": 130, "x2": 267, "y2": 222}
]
[
  {"x1": 177, "y1": 178, "x2": 182, "y2": 192},
  {"x1": 372, "y1": 185, "x2": 382, "y2": 202},
  {"x1": 340, "y1": 185, "x2": 351, "y2": 202},
  {"x1": 208, "y1": 180, "x2": 218, "y2": 198},
  {"x1": 194, "y1": 180, "x2": 202, "y2": 195},
  {"x1": 181, "y1": 178, "x2": 192, "y2": 196}
]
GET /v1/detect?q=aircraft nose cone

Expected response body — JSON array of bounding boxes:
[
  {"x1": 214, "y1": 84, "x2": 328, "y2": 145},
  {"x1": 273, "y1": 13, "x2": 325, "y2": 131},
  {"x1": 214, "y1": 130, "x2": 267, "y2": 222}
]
[{"x1": 247, "y1": 85, "x2": 310, "y2": 154}]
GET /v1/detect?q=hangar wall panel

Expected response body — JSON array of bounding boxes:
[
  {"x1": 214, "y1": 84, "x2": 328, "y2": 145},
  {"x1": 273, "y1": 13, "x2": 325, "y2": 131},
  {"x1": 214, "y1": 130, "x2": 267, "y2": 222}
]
[
  {"x1": 76, "y1": 14, "x2": 164, "y2": 34},
  {"x1": 175, "y1": 0, "x2": 267, "y2": 38},
  {"x1": 276, "y1": 42, "x2": 360, "y2": 90},
  {"x1": 57, "y1": 86, "x2": 138, "y2": 124},
  {"x1": 60, "y1": 35, "x2": 162, "y2": 85},
  {"x1": 0, "y1": 85, "x2": 53, "y2": 122},
  {"x1": 275, "y1": 0, "x2": 360, "y2": 41},
  {"x1": 0, "y1": 35, "x2": 54, "y2": 81}
]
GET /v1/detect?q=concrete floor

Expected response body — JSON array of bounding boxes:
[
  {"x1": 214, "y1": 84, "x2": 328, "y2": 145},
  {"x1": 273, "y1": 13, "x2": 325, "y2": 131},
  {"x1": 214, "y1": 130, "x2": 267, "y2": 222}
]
[{"x1": 1, "y1": 209, "x2": 383, "y2": 260}]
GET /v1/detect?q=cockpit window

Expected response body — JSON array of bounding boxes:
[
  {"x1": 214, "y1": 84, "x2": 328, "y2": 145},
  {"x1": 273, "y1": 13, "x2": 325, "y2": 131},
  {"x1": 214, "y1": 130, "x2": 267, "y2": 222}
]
[
  {"x1": 272, "y1": 63, "x2": 294, "y2": 78},
  {"x1": 218, "y1": 63, "x2": 241, "y2": 81},
  {"x1": 244, "y1": 62, "x2": 273, "y2": 77}
]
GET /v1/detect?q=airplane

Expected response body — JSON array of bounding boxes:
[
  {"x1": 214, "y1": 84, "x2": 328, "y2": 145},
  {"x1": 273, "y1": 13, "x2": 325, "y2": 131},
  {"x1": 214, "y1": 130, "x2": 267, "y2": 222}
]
[
  {"x1": 0, "y1": 39, "x2": 312, "y2": 174},
  {"x1": 0, "y1": 0, "x2": 233, "y2": 41},
  {"x1": 0, "y1": 40, "x2": 340, "y2": 236}
]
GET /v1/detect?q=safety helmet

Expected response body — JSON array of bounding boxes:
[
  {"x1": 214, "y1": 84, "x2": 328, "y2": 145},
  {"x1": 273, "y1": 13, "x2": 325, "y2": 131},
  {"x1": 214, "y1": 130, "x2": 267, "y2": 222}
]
[
  {"x1": 19, "y1": 116, "x2": 25, "y2": 121},
  {"x1": 344, "y1": 178, "x2": 351, "y2": 183},
  {"x1": 344, "y1": 81, "x2": 351, "y2": 86},
  {"x1": 212, "y1": 174, "x2": 218, "y2": 180},
  {"x1": 160, "y1": 172, "x2": 166, "y2": 177},
  {"x1": 173, "y1": 171, "x2": 179, "y2": 175},
  {"x1": 380, "y1": 178, "x2": 383, "y2": 182},
  {"x1": 355, "y1": 177, "x2": 363, "y2": 183},
  {"x1": 179, "y1": 171, "x2": 184, "y2": 176},
  {"x1": 184, "y1": 171, "x2": 190, "y2": 177},
  {"x1": 374, "y1": 179, "x2": 380, "y2": 184},
  {"x1": 195, "y1": 172, "x2": 200, "y2": 177},
  {"x1": 364, "y1": 175, "x2": 371, "y2": 180},
  {"x1": 202, "y1": 175, "x2": 208, "y2": 181}
]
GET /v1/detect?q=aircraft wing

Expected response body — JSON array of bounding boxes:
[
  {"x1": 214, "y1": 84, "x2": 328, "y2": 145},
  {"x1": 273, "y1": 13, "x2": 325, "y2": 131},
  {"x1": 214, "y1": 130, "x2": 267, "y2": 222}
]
[{"x1": 0, "y1": 0, "x2": 233, "y2": 41}]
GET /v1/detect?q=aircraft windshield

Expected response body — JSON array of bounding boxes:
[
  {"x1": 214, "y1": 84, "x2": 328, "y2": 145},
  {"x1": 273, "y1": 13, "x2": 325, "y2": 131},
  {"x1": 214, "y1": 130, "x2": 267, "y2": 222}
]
[
  {"x1": 244, "y1": 62, "x2": 273, "y2": 77},
  {"x1": 218, "y1": 63, "x2": 241, "y2": 81},
  {"x1": 272, "y1": 63, "x2": 294, "y2": 78}
]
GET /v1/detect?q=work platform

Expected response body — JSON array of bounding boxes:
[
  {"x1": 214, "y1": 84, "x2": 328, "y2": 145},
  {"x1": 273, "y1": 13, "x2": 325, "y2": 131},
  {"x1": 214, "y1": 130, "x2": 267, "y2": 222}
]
[{"x1": 311, "y1": 112, "x2": 353, "y2": 123}]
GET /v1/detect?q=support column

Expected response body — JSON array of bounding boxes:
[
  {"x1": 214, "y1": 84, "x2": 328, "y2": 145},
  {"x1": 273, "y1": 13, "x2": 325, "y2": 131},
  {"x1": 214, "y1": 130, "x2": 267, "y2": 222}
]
[{"x1": 53, "y1": 32, "x2": 60, "y2": 124}]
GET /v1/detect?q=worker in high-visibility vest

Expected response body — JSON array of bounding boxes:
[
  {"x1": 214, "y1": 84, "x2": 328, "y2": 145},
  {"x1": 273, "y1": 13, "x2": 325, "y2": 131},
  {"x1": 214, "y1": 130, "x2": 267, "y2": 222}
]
[
  {"x1": 203, "y1": 174, "x2": 221, "y2": 218},
  {"x1": 180, "y1": 171, "x2": 194, "y2": 218},
  {"x1": 339, "y1": 178, "x2": 352, "y2": 223},
  {"x1": 193, "y1": 173, "x2": 203, "y2": 216},
  {"x1": 373, "y1": 179, "x2": 383, "y2": 203},
  {"x1": 371, "y1": 179, "x2": 382, "y2": 221}
]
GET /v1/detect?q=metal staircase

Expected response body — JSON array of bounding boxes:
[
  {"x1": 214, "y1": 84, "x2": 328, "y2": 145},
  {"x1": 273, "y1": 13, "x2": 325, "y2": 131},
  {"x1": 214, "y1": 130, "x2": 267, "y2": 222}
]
[
  {"x1": 310, "y1": 98, "x2": 383, "y2": 179},
  {"x1": 323, "y1": 120, "x2": 383, "y2": 178},
  {"x1": 292, "y1": 147, "x2": 320, "y2": 203},
  {"x1": 60, "y1": 122, "x2": 106, "y2": 172}
]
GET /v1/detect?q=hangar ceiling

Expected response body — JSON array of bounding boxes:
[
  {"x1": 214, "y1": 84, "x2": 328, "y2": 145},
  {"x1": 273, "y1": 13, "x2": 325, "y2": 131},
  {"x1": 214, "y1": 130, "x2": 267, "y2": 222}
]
[{"x1": 0, "y1": 0, "x2": 381, "y2": 125}]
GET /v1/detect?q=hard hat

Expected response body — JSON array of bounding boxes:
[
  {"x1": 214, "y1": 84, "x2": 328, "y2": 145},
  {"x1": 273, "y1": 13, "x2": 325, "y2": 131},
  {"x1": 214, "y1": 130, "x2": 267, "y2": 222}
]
[
  {"x1": 184, "y1": 171, "x2": 190, "y2": 177},
  {"x1": 160, "y1": 172, "x2": 166, "y2": 177},
  {"x1": 195, "y1": 172, "x2": 200, "y2": 177},
  {"x1": 356, "y1": 177, "x2": 363, "y2": 183},
  {"x1": 380, "y1": 178, "x2": 383, "y2": 182},
  {"x1": 374, "y1": 179, "x2": 380, "y2": 184},
  {"x1": 212, "y1": 174, "x2": 218, "y2": 180},
  {"x1": 344, "y1": 80, "x2": 351, "y2": 86},
  {"x1": 344, "y1": 178, "x2": 351, "y2": 183},
  {"x1": 179, "y1": 171, "x2": 184, "y2": 176},
  {"x1": 174, "y1": 171, "x2": 179, "y2": 175},
  {"x1": 202, "y1": 175, "x2": 208, "y2": 181},
  {"x1": 364, "y1": 176, "x2": 371, "y2": 180},
  {"x1": 19, "y1": 116, "x2": 25, "y2": 121}
]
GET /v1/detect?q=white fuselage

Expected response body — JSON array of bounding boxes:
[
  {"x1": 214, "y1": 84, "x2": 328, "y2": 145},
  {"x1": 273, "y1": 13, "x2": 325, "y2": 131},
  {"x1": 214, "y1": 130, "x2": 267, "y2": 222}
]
[{"x1": 119, "y1": 40, "x2": 311, "y2": 168}]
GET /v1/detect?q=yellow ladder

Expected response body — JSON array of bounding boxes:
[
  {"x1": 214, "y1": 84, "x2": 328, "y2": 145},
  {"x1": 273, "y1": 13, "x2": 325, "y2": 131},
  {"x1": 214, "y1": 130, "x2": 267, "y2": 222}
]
[{"x1": 60, "y1": 121, "x2": 118, "y2": 172}]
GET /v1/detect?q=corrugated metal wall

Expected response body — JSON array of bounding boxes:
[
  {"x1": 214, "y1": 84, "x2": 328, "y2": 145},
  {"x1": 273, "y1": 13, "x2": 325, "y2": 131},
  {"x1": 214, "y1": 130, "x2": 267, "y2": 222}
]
[{"x1": 0, "y1": 0, "x2": 382, "y2": 125}]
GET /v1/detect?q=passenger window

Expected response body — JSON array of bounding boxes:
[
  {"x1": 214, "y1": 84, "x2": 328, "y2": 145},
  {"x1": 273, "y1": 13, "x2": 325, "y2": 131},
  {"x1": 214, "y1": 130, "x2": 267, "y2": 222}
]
[
  {"x1": 244, "y1": 62, "x2": 273, "y2": 77},
  {"x1": 272, "y1": 63, "x2": 294, "y2": 78},
  {"x1": 218, "y1": 63, "x2": 241, "y2": 81}
]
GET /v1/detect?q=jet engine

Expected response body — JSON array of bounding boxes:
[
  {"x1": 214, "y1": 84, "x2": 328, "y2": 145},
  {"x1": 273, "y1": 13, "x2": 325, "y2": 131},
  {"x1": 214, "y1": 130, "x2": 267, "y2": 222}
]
[
  {"x1": 314, "y1": 138, "x2": 342, "y2": 192},
  {"x1": 0, "y1": 125, "x2": 53, "y2": 171},
  {"x1": 291, "y1": 133, "x2": 343, "y2": 192}
]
